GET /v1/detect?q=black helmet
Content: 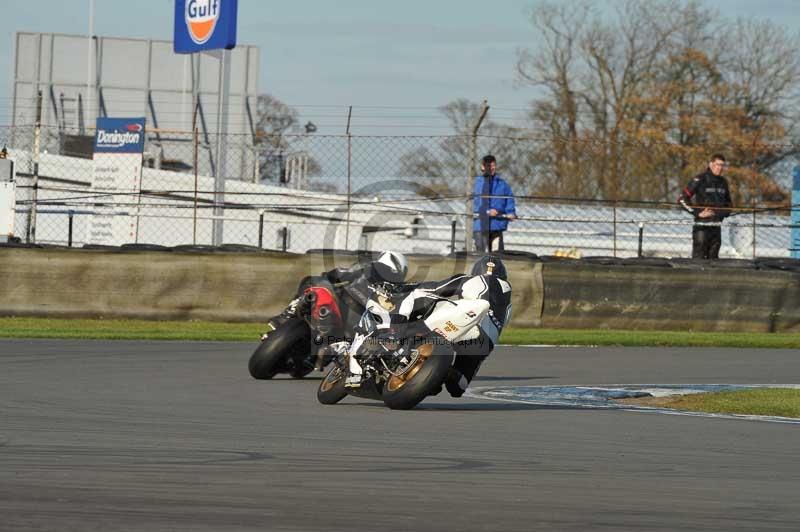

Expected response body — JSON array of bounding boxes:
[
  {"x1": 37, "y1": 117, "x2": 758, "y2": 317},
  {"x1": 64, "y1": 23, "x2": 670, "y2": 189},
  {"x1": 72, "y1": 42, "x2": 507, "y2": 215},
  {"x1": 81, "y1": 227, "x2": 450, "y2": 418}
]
[{"x1": 470, "y1": 255, "x2": 507, "y2": 281}]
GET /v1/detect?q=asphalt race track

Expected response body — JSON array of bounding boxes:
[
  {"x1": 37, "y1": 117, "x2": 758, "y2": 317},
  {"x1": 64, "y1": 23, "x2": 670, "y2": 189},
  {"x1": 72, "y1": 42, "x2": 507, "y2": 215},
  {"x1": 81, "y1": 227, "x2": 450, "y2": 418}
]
[{"x1": 1, "y1": 339, "x2": 799, "y2": 531}]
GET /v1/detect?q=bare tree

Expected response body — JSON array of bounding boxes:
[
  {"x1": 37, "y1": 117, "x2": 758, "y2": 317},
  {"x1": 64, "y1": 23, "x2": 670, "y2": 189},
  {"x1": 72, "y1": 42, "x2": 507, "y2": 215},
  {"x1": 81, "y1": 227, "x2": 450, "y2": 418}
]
[
  {"x1": 399, "y1": 99, "x2": 541, "y2": 197},
  {"x1": 254, "y1": 94, "x2": 322, "y2": 184}
]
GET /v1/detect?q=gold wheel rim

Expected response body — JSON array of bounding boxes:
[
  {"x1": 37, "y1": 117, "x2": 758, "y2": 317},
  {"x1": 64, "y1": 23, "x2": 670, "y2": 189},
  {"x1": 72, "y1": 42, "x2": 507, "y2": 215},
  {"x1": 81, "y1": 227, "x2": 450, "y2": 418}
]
[
  {"x1": 320, "y1": 368, "x2": 343, "y2": 392},
  {"x1": 386, "y1": 343, "x2": 434, "y2": 392}
]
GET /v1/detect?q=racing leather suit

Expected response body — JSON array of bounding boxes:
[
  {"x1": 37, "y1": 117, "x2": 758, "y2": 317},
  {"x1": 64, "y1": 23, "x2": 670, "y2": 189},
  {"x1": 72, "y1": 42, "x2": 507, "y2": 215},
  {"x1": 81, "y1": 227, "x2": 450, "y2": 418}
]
[{"x1": 678, "y1": 169, "x2": 732, "y2": 259}]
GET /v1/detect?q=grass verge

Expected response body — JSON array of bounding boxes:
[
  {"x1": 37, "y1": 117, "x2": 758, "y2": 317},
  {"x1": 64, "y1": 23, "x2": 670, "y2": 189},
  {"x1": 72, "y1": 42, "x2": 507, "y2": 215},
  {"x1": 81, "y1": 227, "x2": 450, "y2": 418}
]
[
  {"x1": 0, "y1": 317, "x2": 259, "y2": 341},
  {"x1": 500, "y1": 328, "x2": 800, "y2": 349},
  {"x1": 0, "y1": 317, "x2": 799, "y2": 347},
  {"x1": 620, "y1": 388, "x2": 800, "y2": 418}
]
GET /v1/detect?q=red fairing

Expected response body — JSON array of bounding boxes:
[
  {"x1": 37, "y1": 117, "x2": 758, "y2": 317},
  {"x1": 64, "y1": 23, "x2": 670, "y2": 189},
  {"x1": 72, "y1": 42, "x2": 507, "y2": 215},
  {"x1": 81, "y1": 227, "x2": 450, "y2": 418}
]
[{"x1": 304, "y1": 287, "x2": 343, "y2": 323}]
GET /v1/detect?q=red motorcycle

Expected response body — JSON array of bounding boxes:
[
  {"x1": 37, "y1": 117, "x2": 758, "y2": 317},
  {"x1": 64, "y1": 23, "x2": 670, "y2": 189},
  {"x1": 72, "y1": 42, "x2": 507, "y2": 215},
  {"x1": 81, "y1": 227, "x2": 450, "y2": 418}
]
[{"x1": 248, "y1": 280, "x2": 345, "y2": 379}]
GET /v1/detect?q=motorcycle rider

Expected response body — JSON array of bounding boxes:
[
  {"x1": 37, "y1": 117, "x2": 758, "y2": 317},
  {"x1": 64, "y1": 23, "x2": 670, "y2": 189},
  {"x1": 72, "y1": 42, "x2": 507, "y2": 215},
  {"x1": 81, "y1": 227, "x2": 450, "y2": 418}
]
[
  {"x1": 262, "y1": 250, "x2": 409, "y2": 339},
  {"x1": 383, "y1": 255, "x2": 512, "y2": 397}
]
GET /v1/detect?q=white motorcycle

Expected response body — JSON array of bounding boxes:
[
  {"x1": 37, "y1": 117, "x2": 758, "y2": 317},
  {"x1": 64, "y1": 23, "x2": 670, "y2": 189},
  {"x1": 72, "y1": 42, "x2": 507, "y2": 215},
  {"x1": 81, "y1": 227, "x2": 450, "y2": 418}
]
[{"x1": 316, "y1": 289, "x2": 491, "y2": 410}]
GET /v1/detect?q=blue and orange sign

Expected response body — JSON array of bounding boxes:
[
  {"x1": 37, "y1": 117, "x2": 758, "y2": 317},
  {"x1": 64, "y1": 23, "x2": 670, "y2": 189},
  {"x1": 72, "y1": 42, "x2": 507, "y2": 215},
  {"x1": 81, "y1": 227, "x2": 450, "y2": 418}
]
[{"x1": 174, "y1": 0, "x2": 238, "y2": 53}]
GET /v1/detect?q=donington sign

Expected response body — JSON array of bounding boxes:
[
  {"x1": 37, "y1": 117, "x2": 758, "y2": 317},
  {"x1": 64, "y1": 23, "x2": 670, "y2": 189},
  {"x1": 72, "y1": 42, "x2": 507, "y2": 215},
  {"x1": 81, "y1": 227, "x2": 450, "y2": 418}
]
[{"x1": 86, "y1": 117, "x2": 146, "y2": 246}]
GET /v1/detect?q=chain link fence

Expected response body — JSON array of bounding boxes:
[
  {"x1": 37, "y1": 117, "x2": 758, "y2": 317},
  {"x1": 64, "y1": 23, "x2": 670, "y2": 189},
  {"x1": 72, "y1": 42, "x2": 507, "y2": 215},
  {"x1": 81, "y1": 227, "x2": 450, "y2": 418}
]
[{"x1": 1, "y1": 123, "x2": 795, "y2": 259}]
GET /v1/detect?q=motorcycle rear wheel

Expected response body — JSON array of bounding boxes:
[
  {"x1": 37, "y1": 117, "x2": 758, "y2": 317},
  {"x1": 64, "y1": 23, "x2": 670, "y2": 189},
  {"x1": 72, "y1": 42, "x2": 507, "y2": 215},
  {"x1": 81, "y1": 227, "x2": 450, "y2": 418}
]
[
  {"x1": 317, "y1": 366, "x2": 348, "y2": 404},
  {"x1": 248, "y1": 319, "x2": 310, "y2": 379},
  {"x1": 381, "y1": 342, "x2": 453, "y2": 410}
]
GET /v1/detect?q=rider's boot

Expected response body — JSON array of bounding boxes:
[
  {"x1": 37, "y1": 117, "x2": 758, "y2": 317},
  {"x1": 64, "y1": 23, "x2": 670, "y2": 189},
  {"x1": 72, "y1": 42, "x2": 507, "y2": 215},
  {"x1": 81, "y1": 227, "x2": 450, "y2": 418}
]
[
  {"x1": 260, "y1": 297, "x2": 301, "y2": 341},
  {"x1": 444, "y1": 368, "x2": 469, "y2": 398}
]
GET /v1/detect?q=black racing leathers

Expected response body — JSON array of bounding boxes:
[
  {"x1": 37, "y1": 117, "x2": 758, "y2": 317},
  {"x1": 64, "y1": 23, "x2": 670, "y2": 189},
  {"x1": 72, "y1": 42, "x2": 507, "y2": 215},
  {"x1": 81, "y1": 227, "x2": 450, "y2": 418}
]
[
  {"x1": 678, "y1": 169, "x2": 732, "y2": 259},
  {"x1": 291, "y1": 263, "x2": 380, "y2": 330}
]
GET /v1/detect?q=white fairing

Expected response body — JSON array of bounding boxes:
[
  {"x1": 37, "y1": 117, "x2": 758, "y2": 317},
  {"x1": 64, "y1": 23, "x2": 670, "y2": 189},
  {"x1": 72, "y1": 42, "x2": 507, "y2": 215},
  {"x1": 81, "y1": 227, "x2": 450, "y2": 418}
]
[
  {"x1": 423, "y1": 299, "x2": 490, "y2": 342},
  {"x1": 348, "y1": 333, "x2": 368, "y2": 374},
  {"x1": 0, "y1": 182, "x2": 15, "y2": 238}
]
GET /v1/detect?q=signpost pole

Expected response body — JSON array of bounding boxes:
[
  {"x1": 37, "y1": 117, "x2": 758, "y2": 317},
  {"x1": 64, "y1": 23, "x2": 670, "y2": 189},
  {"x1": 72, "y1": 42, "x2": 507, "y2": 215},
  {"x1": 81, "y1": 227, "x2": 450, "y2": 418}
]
[
  {"x1": 173, "y1": 0, "x2": 238, "y2": 246},
  {"x1": 212, "y1": 49, "x2": 231, "y2": 245}
]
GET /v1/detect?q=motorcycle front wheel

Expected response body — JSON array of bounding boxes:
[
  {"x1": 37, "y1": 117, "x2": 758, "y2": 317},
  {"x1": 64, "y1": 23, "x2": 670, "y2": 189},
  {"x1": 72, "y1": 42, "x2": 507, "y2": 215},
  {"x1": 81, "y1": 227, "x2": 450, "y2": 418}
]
[
  {"x1": 317, "y1": 366, "x2": 348, "y2": 404},
  {"x1": 248, "y1": 318, "x2": 311, "y2": 379},
  {"x1": 381, "y1": 341, "x2": 453, "y2": 410}
]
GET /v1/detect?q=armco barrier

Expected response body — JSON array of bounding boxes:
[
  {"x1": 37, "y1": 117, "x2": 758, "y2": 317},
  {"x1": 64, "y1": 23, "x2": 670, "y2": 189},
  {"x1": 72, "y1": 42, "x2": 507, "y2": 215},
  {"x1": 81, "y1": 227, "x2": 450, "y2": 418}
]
[{"x1": 0, "y1": 247, "x2": 797, "y2": 332}]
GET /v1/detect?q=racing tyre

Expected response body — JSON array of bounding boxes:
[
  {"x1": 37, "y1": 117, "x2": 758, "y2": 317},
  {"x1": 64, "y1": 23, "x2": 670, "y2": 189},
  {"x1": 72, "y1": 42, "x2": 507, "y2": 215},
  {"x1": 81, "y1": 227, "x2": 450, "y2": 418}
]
[
  {"x1": 317, "y1": 366, "x2": 348, "y2": 404},
  {"x1": 381, "y1": 342, "x2": 453, "y2": 410},
  {"x1": 248, "y1": 319, "x2": 311, "y2": 379}
]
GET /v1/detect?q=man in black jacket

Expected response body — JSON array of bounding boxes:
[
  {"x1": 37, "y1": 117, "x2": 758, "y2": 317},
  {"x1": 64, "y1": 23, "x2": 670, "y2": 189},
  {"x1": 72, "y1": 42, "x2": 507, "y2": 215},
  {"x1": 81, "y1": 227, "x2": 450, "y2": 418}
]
[{"x1": 678, "y1": 154, "x2": 733, "y2": 259}]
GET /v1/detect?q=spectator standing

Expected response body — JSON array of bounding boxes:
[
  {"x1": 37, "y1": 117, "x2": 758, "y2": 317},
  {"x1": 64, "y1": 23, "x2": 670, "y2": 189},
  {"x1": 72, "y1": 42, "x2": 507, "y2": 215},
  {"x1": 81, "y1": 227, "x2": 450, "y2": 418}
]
[
  {"x1": 473, "y1": 154, "x2": 516, "y2": 252},
  {"x1": 678, "y1": 154, "x2": 733, "y2": 259}
]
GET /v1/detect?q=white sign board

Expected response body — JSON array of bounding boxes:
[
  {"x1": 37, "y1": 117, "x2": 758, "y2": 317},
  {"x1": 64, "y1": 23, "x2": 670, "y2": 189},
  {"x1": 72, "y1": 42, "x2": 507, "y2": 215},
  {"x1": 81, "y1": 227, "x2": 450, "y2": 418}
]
[
  {"x1": 0, "y1": 182, "x2": 15, "y2": 239},
  {"x1": 86, "y1": 118, "x2": 145, "y2": 246}
]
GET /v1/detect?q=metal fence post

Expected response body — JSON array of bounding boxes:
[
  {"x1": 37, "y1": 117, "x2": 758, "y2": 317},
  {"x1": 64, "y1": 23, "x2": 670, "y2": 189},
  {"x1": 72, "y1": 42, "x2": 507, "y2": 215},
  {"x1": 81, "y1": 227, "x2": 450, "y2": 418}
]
[
  {"x1": 345, "y1": 106, "x2": 352, "y2": 251},
  {"x1": 68, "y1": 210, "x2": 74, "y2": 247},
  {"x1": 450, "y1": 217, "x2": 457, "y2": 255},
  {"x1": 637, "y1": 222, "x2": 644, "y2": 258},
  {"x1": 193, "y1": 126, "x2": 199, "y2": 245},
  {"x1": 25, "y1": 90, "x2": 43, "y2": 243},
  {"x1": 613, "y1": 202, "x2": 618, "y2": 258},
  {"x1": 465, "y1": 100, "x2": 489, "y2": 254},
  {"x1": 258, "y1": 210, "x2": 265, "y2": 248},
  {"x1": 752, "y1": 202, "x2": 757, "y2": 259}
]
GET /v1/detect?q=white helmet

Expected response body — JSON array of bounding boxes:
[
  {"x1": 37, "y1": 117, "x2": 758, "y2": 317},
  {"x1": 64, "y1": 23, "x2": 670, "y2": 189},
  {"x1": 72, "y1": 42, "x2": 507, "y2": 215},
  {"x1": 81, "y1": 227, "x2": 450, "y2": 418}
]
[{"x1": 372, "y1": 251, "x2": 408, "y2": 284}]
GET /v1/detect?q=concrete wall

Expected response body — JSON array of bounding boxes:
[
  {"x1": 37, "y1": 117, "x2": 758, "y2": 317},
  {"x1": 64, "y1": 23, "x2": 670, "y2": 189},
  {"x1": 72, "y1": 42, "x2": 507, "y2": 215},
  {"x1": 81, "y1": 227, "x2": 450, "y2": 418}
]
[
  {"x1": 540, "y1": 262, "x2": 800, "y2": 332},
  {"x1": 0, "y1": 247, "x2": 797, "y2": 332}
]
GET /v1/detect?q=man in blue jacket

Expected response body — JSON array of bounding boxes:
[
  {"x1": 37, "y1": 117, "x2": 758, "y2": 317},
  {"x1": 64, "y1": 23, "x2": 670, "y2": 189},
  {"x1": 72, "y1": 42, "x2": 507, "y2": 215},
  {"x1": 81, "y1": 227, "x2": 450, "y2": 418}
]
[{"x1": 473, "y1": 154, "x2": 516, "y2": 252}]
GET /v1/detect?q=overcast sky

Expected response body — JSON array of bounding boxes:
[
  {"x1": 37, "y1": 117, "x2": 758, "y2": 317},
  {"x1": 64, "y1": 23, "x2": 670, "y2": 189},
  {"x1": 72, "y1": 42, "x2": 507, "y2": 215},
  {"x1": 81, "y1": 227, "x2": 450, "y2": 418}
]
[{"x1": 2, "y1": 0, "x2": 799, "y2": 135}]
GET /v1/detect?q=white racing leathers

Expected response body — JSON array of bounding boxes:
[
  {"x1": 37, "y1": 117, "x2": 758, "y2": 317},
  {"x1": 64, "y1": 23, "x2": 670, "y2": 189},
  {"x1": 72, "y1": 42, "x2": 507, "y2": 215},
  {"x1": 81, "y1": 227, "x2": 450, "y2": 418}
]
[{"x1": 392, "y1": 273, "x2": 512, "y2": 397}]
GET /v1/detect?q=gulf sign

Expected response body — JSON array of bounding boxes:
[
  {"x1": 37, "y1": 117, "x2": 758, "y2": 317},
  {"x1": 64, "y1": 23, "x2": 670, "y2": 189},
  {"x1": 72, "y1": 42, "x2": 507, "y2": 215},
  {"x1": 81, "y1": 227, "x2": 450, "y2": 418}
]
[
  {"x1": 93, "y1": 117, "x2": 146, "y2": 154},
  {"x1": 174, "y1": 0, "x2": 238, "y2": 53}
]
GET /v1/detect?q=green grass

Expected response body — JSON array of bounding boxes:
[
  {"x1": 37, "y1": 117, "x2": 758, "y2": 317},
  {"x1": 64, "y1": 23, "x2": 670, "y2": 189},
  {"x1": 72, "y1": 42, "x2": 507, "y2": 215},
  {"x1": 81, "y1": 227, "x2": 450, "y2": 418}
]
[
  {"x1": 0, "y1": 317, "x2": 261, "y2": 341},
  {"x1": 500, "y1": 328, "x2": 800, "y2": 349},
  {"x1": 638, "y1": 388, "x2": 800, "y2": 418},
  {"x1": 0, "y1": 317, "x2": 799, "y2": 348}
]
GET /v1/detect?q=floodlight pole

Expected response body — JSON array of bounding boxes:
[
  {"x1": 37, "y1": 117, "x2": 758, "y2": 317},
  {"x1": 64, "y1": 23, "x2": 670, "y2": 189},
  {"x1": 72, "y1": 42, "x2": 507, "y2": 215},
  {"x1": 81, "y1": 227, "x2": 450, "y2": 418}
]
[{"x1": 87, "y1": 0, "x2": 94, "y2": 123}]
